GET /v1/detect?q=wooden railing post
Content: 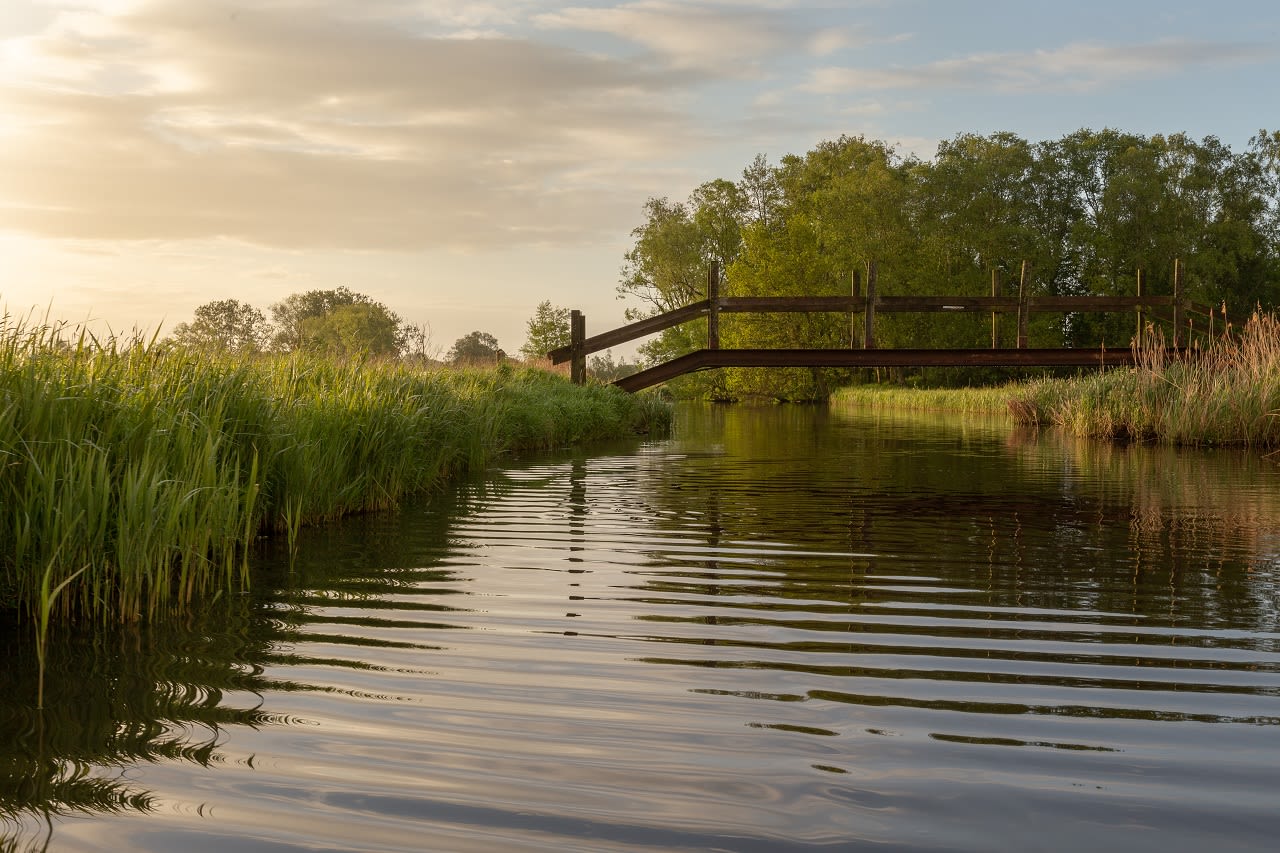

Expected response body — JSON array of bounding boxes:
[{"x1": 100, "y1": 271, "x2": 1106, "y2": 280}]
[
  {"x1": 707, "y1": 260, "x2": 720, "y2": 350},
  {"x1": 863, "y1": 260, "x2": 877, "y2": 350},
  {"x1": 1016, "y1": 260, "x2": 1029, "y2": 349},
  {"x1": 1136, "y1": 268, "x2": 1145, "y2": 343},
  {"x1": 850, "y1": 269, "x2": 862, "y2": 348},
  {"x1": 570, "y1": 309, "x2": 586, "y2": 385},
  {"x1": 991, "y1": 269, "x2": 1000, "y2": 349},
  {"x1": 1172, "y1": 258, "x2": 1184, "y2": 348}
]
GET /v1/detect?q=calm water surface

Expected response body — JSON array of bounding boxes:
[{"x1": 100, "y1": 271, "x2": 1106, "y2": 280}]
[{"x1": 3, "y1": 404, "x2": 1280, "y2": 852}]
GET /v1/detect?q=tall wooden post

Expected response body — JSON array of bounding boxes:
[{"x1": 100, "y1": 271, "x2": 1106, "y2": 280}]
[
  {"x1": 570, "y1": 309, "x2": 586, "y2": 385},
  {"x1": 1172, "y1": 258, "x2": 1184, "y2": 348},
  {"x1": 990, "y1": 269, "x2": 1000, "y2": 349},
  {"x1": 863, "y1": 260, "x2": 877, "y2": 350},
  {"x1": 707, "y1": 260, "x2": 720, "y2": 350},
  {"x1": 1016, "y1": 260, "x2": 1029, "y2": 349},
  {"x1": 850, "y1": 269, "x2": 862, "y2": 348},
  {"x1": 1136, "y1": 268, "x2": 1145, "y2": 343}
]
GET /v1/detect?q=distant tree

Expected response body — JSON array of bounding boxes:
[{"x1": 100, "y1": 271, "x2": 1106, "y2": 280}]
[
  {"x1": 520, "y1": 301, "x2": 571, "y2": 361},
  {"x1": 168, "y1": 299, "x2": 271, "y2": 353},
  {"x1": 448, "y1": 331, "x2": 505, "y2": 365},
  {"x1": 588, "y1": 350, "x2": 639, "y2": 382},
  {"x1": 269, "y1": 287, "x2": 405, "y2": 356},
  {"x1": 299, "y1": 302, "x2": 402, "y2": 358},
  {"x1": 401, "y1": 322, "x2": 436, "y2": 362}
]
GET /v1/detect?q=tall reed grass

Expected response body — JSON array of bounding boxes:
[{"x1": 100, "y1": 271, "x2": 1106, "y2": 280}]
[
  {"x1": 0, "y1": 319, "x2": 669, "y2": 629},
  {"x1": 833, "y1": 312, "x2": 1280, "y2": 448},
  {"x1": 1010, "y1": 312, "x2": 1280, "y2": 446}
]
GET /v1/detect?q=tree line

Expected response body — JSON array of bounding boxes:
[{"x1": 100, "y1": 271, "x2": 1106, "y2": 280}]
[
  {"x1": 168, "y1": 287, "x2": 511, "y2": 365},
  {"x1": 167, "y1": 289, "x2": 637, "y2": 378},
  {"x1": 618, "y1": 128, "x2": 1280, "y2": 398}
]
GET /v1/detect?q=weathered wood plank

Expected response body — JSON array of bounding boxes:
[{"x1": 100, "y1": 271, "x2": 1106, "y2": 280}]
[{"x1": 612, "y1": 347, "x2": 1158, "y2": 393}]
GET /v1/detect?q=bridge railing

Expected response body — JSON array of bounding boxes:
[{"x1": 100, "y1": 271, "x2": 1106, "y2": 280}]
[{"x1": 549, "y1": 260, "x2": 1235, "y2": 386}]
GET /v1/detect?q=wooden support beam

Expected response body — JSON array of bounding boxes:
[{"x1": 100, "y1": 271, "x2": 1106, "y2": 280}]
[
  {"x1": 864, "y1": 261, "x2": 877, "y2": 350},
  {"x1": 991, "y1": 269, "x2": 999, "y2": 349},
  {"x1": 570, "y1": 309, "x2": 586, "y2": 385},
  {"x1": 1017, "y1": 260, "x2": 1029, "y2": 349},
  {"x1": 850, "y1": 269, "x2": 861, "y2": 349},
  {"x1": 1136, "y1": 268, "x2": 1145, "y2": 343},
  {"x1": 707, "y1": 261, "x2": 720, "y2": 350}
]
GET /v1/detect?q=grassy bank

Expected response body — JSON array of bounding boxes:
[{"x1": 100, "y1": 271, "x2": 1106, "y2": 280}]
[
  {"x1": 0, "y1": 322, "x2": 669, "y2": 628},
  {"x1": 828, "y1": 382, "x2": 1018, "y2": 415},
  {"x1": 832, "y1": 312, "x2": 1280, "y2": 447}
]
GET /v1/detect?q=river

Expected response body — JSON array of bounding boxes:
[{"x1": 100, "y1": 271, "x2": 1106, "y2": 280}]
[{"x1": 3, "y1": 403, "x2": 1279, "y2": 852}]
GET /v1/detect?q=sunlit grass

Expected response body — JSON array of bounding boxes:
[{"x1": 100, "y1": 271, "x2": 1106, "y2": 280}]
[
  {"x1": 0, "y1": 319, "x2": 669, "y2": 629},
  {"x1": 829, "y1": 382, "x2": 1023, "y2": 415}
]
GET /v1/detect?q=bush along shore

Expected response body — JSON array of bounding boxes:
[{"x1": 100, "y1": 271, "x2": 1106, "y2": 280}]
[
  {"x1": 0, "y1": 322, "x2": 670, "y2": 633},
  {"x1": 833, "y1": 312, "x2": 1280, "y2": 448}
]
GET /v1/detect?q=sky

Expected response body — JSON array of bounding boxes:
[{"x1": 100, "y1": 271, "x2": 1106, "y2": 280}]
[{"x1": 2, "y1": 0, "x2": 1278, "y2": 359}]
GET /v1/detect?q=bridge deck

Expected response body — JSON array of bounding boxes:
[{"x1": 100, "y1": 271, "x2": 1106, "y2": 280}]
[{"x1": 613, "y1": 347, "x2": 1146, "y2": 392}]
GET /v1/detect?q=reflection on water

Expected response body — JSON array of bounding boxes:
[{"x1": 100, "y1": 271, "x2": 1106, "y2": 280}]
[{"x1": 3, "y1": 405, "x2": 1280, "y2": 852}]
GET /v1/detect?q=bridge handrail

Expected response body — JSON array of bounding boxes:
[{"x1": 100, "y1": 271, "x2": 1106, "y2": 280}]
[
  {"x1": 548, "y1": 300, "x2": 708, "y2": 364},
  {"x1": 549, "y1": 294, "x2": 1220, "y2": 365}
]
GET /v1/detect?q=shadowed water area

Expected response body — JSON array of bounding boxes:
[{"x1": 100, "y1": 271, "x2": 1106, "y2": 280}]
[{"x1": 3, "y1": 403, "x2": 1280, "y2": 851}]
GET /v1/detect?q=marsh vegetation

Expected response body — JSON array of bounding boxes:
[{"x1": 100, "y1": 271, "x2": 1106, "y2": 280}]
[{"x1": 0, "y1": 319, "x2": 668, "y2": 635}]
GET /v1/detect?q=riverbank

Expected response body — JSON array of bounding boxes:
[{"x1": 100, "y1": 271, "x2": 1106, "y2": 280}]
[
  {"x1": 0, "y1": 324, "x2": 669, "y2": 627},
  {"x1": 832, "y1": 312, "x2": 1280, "y2": 447}
]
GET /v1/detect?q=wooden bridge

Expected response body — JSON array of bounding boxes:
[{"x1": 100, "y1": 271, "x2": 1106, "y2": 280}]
[{"x1": 549, "y1": 260, "x2": 1228, "y2": 393}]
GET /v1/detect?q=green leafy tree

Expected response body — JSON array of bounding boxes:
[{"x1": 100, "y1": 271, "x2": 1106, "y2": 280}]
[
  {"x1": 168, "y1": 299, "x2": 270, "y2": 353},
  {"x1": 722, "y1": 137, "x2": 919, "y2": 396},
  {"x1": 739, "y1": 153, "x2": 784, "y2": 230},
  {"x1": 298, "y1": 302, "x2": 403, "y2": 358},
  {"x1": 519, "y1": 301, "x2": 571, "y2": 361},
  {"x1": 270, "y1": 287, "x2": 404, "y2": 354},
  {"x1": 448, "y1": 331, "x2": 505, "y2": 365}
]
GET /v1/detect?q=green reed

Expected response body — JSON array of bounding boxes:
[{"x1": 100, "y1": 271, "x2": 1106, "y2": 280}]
[
  {"x1": 1010, "y1": 312, "x2": 1280, "y2": 445},
  {"x1": 0, "y1": 319, "x2": 669, "y2": 629},
  {"x1": 832, "y1": 313, "x2": 1280, "y2": 447}
]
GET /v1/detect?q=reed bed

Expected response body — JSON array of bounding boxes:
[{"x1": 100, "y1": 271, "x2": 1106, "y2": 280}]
[
  {"x1": 0, "y1": 321, "x2": 669, "y2": 631},
  {"x1": 833, "y1": 312, "x2": 1280, "y2": 448},
  {"x1": 1011, "y1": 312, "x2": 1280, "y2": 446}
]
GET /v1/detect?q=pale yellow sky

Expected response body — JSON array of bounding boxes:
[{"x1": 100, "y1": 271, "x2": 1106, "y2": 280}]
[{"x1": 3, "y1": 0, "x2": 1275, "y2": 355}]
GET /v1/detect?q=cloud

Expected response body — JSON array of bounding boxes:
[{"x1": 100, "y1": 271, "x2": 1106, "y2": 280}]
[
  {"x1": 536, "y1": 1, "x2": 808, "y2": 74},
  {"x1": 804, "y1": 38, "x2": 1277, "y2": 94},
  {"x1": 0, "y1": 0, "x2": 709, "y2": 250}
]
